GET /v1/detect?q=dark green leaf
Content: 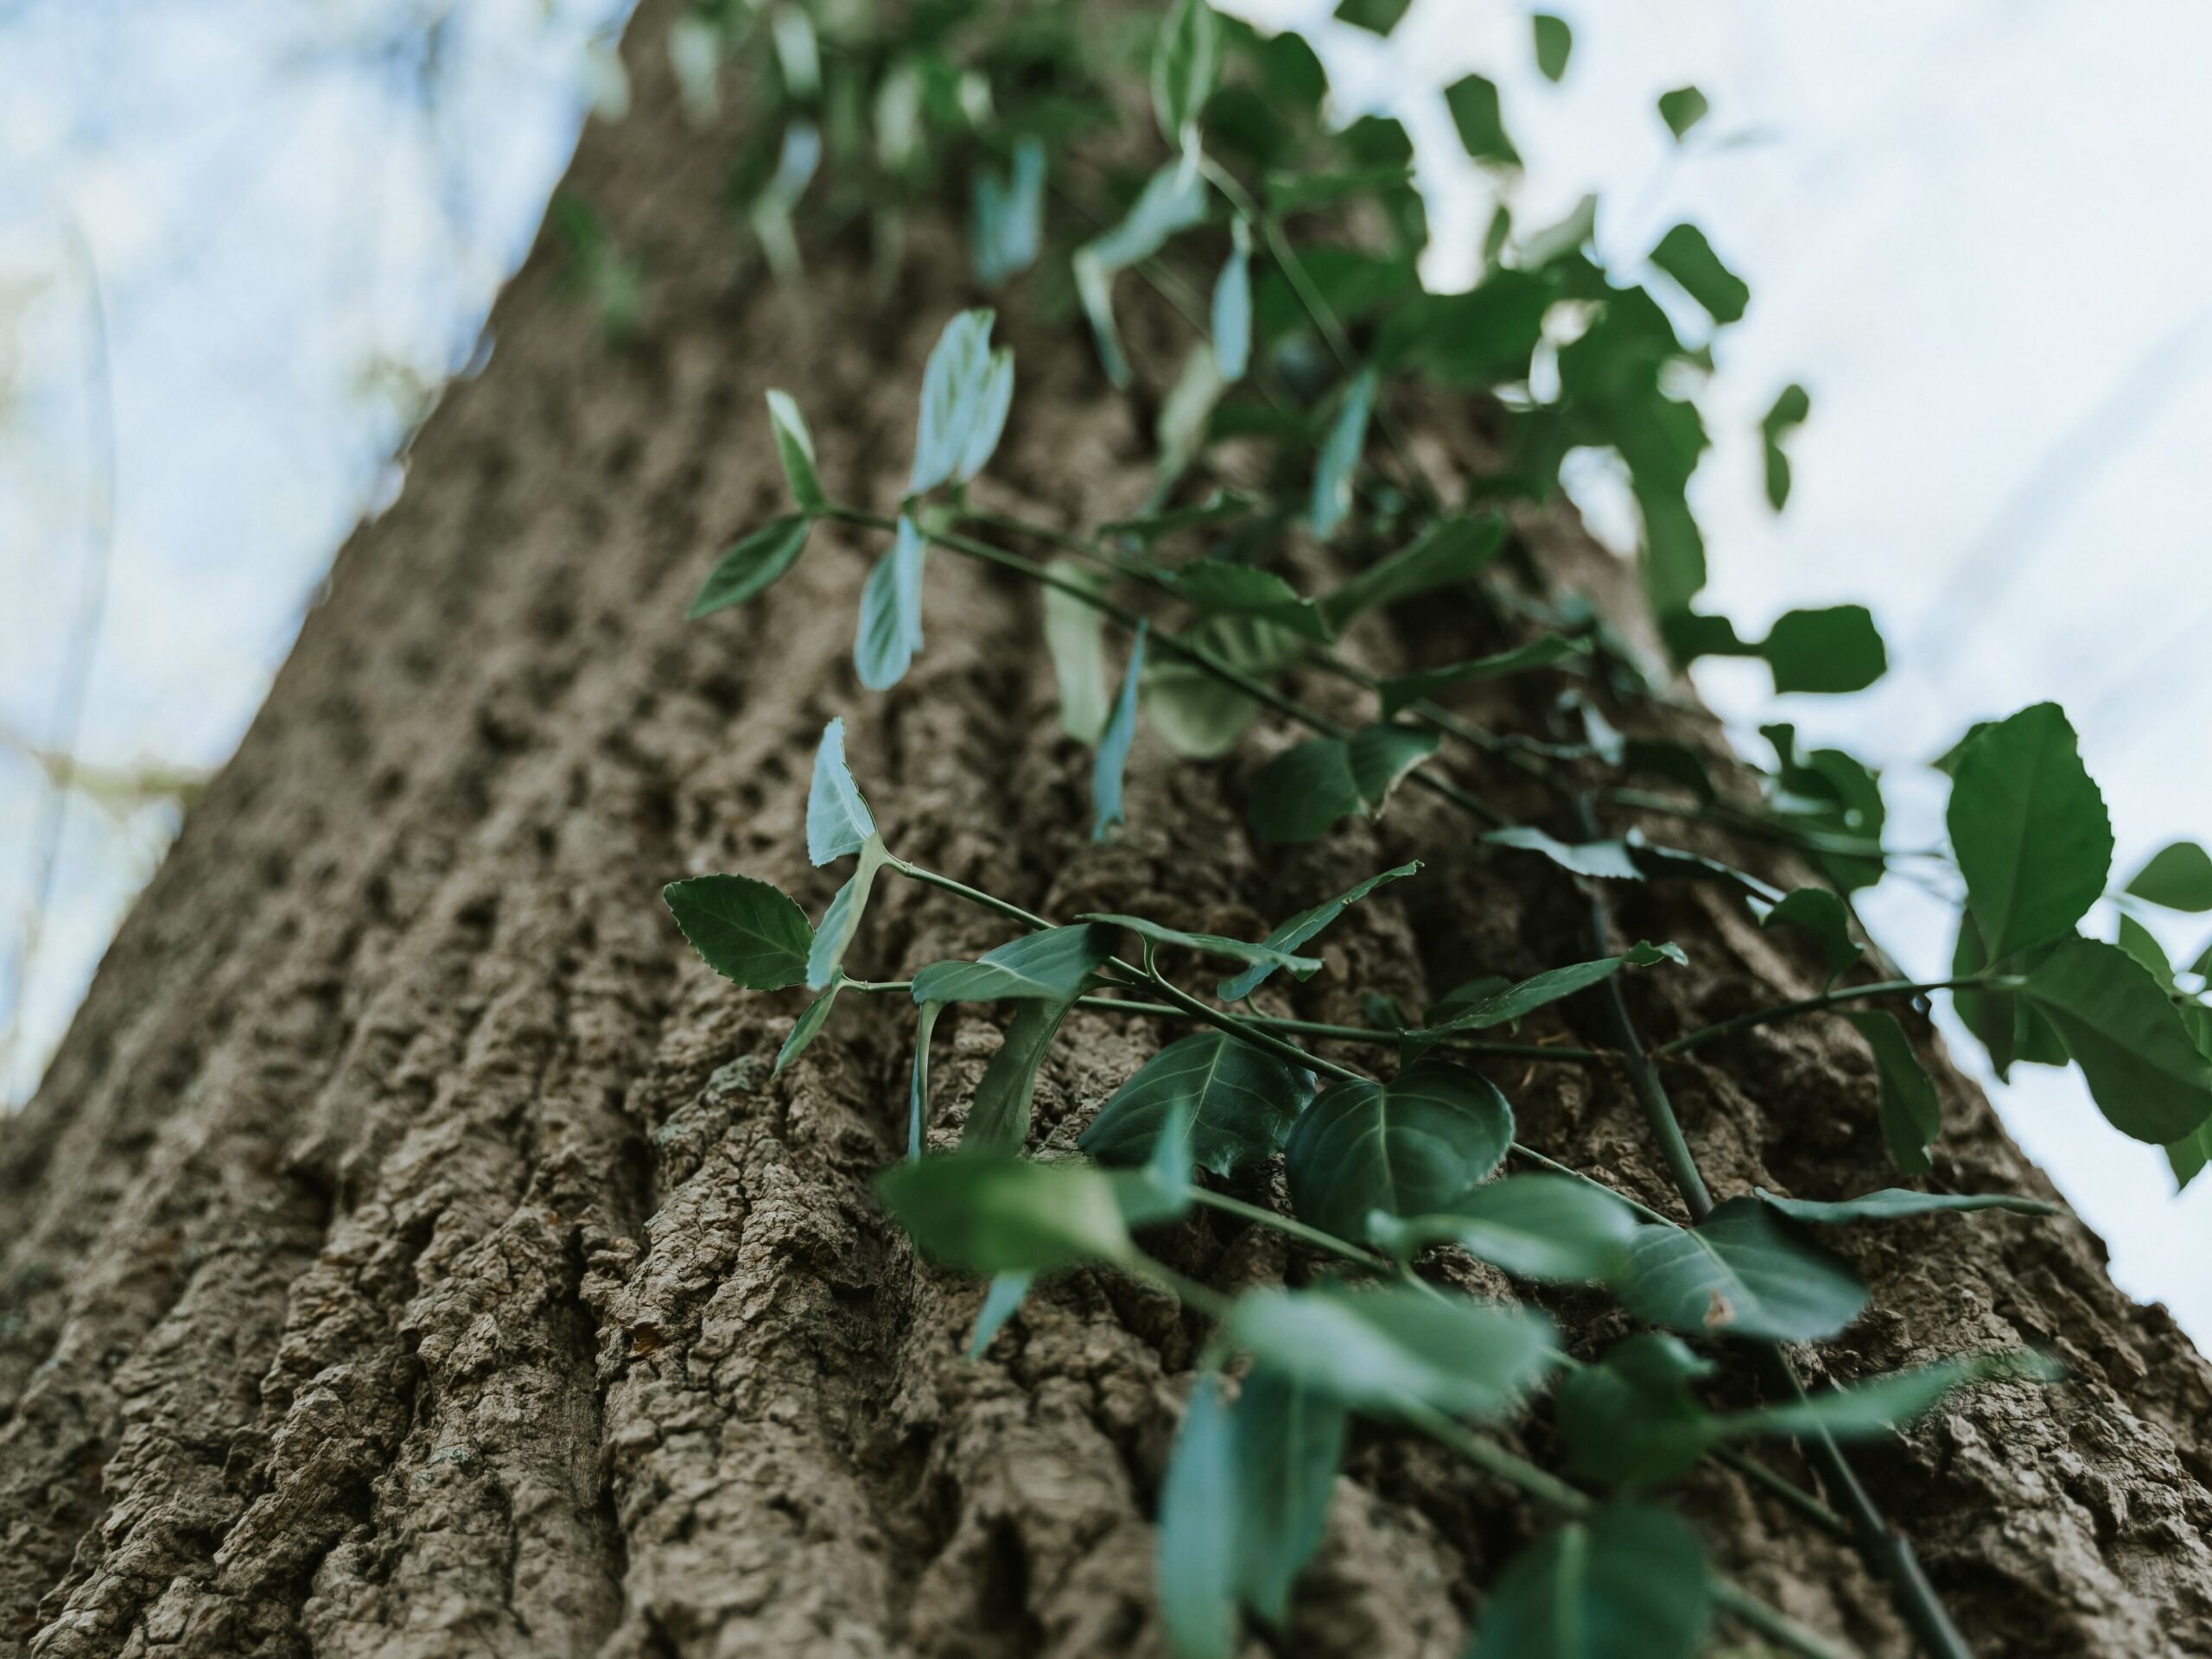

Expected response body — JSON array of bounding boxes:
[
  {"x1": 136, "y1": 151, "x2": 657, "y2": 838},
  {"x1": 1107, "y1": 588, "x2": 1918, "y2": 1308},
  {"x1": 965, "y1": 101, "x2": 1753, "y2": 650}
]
[
  {"x1": 2128, "y1": 842, "x2": 2212, "y2": 912},
  {"x1": 1412, "y1": 947, "x2": 1681, "y2": 1040},
  {"x1": 1335, "y1": 0, "x2": 1413, "y2": 35},
  {"x1": 1311, "y1": 367, "x2": 1376, "y2": 539},
  {"x1": 1484, "y1": 825, "x2": 1642, "y2": 880},
  {"x1": 1082, "y1": 913, "x2": 1321, "y2": 976},
  {"x1": 1758, "y1": 604, "x2": 1886, "y2": 694},
  {"x1": 1043, "y1": 560, "x2": 1113, "y2": 741},
  {"x1": 1556, "y1": 1333, "x2": 1719, "y2": 1486},
  {"x1": 1249, "y1": 726, "x2": 1439, "y2": 844},
  {"x1": 1376, "y1": 636, "x2": 1588, "y2": 717},
  {"x1": 689, "y1": 515, "x2": 810, "y2": 618},
  {"x1": 1320, "y1": 514, "x2": 1505, "y2": 629},
  {"x1": 1224, "y1": 1283, "x2": 1556, "y2": 1420},
  {"x1": 1618, "y1": 1198, "x2": 1868, "y2": 1342},
  {"x1": 1843, "y1": 1011, "x2": 1943, "y2": 1176},
  {"x1": 1947, "y1": 702, "x2": 2113, "y2": 962},
  {"x1": 2021, "y1": 938, "x2": 2212, "y2": 1144},
  {"x1": 1754, "y1": 1186, "x2": 2058, "y2": 1224},
  {"x1": 664, "y1": 874, "x2": 814, "y2": 990},
  {"x1": 2169, "y1": 1118, "x2": 2211, "y2": 1192},
  {"x1": 965, "y1": 1271, "x2": 1032, "y2": 1358},
  {"x1": 1212, "y1": 221, "x2": 1253, "y2": 382},
  {"x1": 1082, "y1": 1031, "x2": 1315, "y2": 1179},
  {"x1": 1285, "y1": 1061, "x2": 1514, "y2": 1243},
  {"x1": 1760, "y1": 382, "x2": 1810, "y2": 510},
  {"x1": 1157, "y1": 1373, "x2": 1239, "y2": 1659},
  {"x1": 1168, "y1": 563, "x2": 1330, "y2": 641},
  {"x1": 1374, "y1": 273, "x2": 1553, "y2": 388},
  {"x1": 1532, "y1": 14, "x2": 1573, "y2": 80},
  {"x1": 806, "y1": 716, "x2": 877, "y2": 865},
  {"x1": 911, "y1": 924, "x2": 1115, "y2": 1004},
  {"x1": 1761, "y1": 887, "x2": 1860, "y2": 982},
  {"x1": 1093, "y1": 622, "x2": 1147, "y2": 839},
  {"x1": 1152, "y1": 0, "x2": 1223, "y2": 141},
  {"x1": 878, "y1": 1150, "x2": 1135, "y2": 1273},
  {"x1": 765, "y1": 389, "x2": 826, "y2": 514},
  {"x1": 2116, "y1": 912, "x2": 2171, "y2": 981},
  {"x1": 807, "y1": 840, "x2": 888, "y2": 988},
  {"x1": 1219, "y1": 861, "x2": 1421, "y2": 1002},
  {"x1": 1656, "y1": 85, "x2": 1710, "y2": 140},
  {"x1": 964, "y1": 996, "x2": 1081, "y2": 1147},
  {"x1": 774, "y1": 981, "x2": 841, "y2": 1076},
  {"x1": 855, "y1": 516, "x2": 930, "y2": 690},
  {"x1": 1367, "y1": 1173, "x2": 1640, "y2": 1282},
  {"x1": 1443, "y1": 74, "x2": 1518, "y2": 164},
  {"x1": 1231, "y1": 1365, "x2": 1347, "y2": 1624},
  {"x1": 1649, "y1": 223, "x2": 1747, "y2": 326},
  {"x1": 1470, "y1": 1505, "x2": 1710, "y2": 1659}
]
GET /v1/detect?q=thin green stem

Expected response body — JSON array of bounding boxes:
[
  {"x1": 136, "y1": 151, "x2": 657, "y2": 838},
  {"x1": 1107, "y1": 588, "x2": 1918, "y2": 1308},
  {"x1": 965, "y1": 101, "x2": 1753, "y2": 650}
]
[
  {"x1": 1133, "y1": 951, "x2": 1365, "y2": 1084},
  {"x1": 1709, "y1": 1583, "x2": 1862, "y2": 1659},
  {"x1": 1185, "y1": 1185, "x2": 1383, "y2": 1268},
  {"x1": 890, "y1": 856, "x2": 1053, "y2": 931},
  {"x1": 1651, "y1": 974, "x2": 2022, "y2": 1060},
  {"x1": 1505, "y1": 1141, "x2": 1677, "y2": 1227},
  {"x1": 1713, "y1": 1446, "x2": 1852, "y2": 1537}
]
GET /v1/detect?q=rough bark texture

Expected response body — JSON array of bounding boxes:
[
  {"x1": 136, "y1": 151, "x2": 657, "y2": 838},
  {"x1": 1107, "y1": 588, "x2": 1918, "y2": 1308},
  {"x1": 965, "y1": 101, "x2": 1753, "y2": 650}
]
[{"x1": 5, "y1": 8, "x2": 2212, "y2": 1656}]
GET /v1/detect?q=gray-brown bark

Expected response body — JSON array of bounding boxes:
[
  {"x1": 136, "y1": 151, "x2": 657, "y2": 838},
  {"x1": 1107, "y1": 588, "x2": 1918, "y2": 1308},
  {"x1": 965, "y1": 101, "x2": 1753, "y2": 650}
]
[{"x1": 5, "y1": 6, "x2": 2211, "y2": 1656}]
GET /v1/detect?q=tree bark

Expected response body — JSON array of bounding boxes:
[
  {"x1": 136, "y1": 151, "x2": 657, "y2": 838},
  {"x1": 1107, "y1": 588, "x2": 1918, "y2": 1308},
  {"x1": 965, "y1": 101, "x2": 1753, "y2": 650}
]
[{"x1": 5, "y1": 6, "x2": 2210, "y2": 1656}]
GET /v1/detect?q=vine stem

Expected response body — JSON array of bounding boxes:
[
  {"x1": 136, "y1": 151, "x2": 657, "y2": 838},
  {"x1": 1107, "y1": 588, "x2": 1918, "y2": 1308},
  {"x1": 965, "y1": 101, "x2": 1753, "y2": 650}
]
[
  {"x1": 1575, "y1": 794, "x2": 1974, "y2": 1659},
  {"x1": 1650, "y1": 973, "x2": 2023, "y2": 1060},
  {"x1": 1184, "y1": 1185, "x2": 1382, "y2": 1268}
]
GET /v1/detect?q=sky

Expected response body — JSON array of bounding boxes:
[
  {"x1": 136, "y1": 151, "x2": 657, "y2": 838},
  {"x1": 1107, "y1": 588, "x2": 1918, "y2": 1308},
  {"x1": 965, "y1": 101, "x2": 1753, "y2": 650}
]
[{"x1": 5, "y1": 0, "x2": 2211, "y2": 1338}]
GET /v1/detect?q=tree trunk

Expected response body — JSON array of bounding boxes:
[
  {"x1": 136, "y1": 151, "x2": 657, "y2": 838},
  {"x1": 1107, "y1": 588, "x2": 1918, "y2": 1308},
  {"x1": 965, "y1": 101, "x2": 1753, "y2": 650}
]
[{"x1": 5, "y1": 7, "x2": 2209, "y2": 1656}]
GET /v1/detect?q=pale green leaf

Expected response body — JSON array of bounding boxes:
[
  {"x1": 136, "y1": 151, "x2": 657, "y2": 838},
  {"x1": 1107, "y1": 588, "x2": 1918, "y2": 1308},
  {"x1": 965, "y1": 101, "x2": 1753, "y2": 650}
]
[
  {"x1": 1212, "y1": 220, "x2": 1253, "y2": 382},
  {"x1": 1152, "y1": 0, "x2": 1223, "y2": 140},
  {"x1": 1311, "y1": 368, "x2": 1376, "y2": 538},
  {"x1": 807, "y1": 838, "x2": 888, "y2": 989},
  {"x1": 1484, "y1": 824, "x2": 1642, "y2": 880},
  {"x1": 878, "y1": 1150, "x2": 1135, "y2": 1274},
  {"x1": 1093, "y1": 623, "x2": 1147, "y2": 839},
  {"x1": 1158, "y1": 1372, "x2": 1239, "y2": 1659},
  {"x1": 1077, "y1": 160, "x2": 1209, "y2": 387},
  {"x1": 1366, "y1": 1173, "x2": 1640, "y2": 1282},
  {"x1": 1141, "y1": 614, "x2": 1305, "y2": 759},
  {"x1": 910, "y1": 924, "x2": 1115, "y2": 1005},
  {"x1": 1470, "y1": 1506, "x2": 1710, "y2": 1659},
  {"x1": 774, "y1": 980, "x2": 841, "y2": 1077},
  {"x1": 971, "y1": 138, "x2": 1045, "y2": 288},
  {"x1": 910, "y1": 308, "x2": 1012, "y2": 493},
  {"x1": 1167, "y1": 563, "x2": 1331, "y2": 642},
  {"x1": 764, "y1": 389, "x2": 826, "y2": 514},
  {"x1": 805, "y1": 716, "x2": 878, "y2": 865},
  {"x1": 855, "y1": 516, "x2": 929, "y2": 690},
  {"x1": 1044, "y1": 560, "x2": 1114, "y2": 741},
  {"x1": 965, "y1": 1271, "x2": 1032, "y2": 1358},
  {"x1": 1754, "y1": 1186, "x2": 2058, "y2": 1224}
]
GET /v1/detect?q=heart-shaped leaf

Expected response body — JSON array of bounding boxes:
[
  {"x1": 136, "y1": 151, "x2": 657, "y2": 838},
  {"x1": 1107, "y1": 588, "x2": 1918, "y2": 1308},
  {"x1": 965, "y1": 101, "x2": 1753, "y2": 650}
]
[
  {"x1": 1080, "y1": 1032, "x2": 1315, "y2": 1177},
  {"x1": 1285, "y1": 1061, "x2": 1514, "y2": 1243}
]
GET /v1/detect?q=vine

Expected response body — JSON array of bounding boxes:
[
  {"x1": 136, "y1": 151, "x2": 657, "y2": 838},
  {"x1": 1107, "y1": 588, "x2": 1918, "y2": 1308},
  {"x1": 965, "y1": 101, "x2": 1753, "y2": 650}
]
[{"x1": 640, "y1": 2, "x2": 2212, "y2": 1654}]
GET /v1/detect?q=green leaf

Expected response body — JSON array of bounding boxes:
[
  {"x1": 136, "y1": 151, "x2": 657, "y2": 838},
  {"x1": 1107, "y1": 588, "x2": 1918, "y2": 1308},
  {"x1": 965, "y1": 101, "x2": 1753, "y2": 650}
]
[
  {"x1": 1082, "y1": 1030, "x2": 1314, "y2": 1179},
  {"x1": 1284, "y1": 1061, "x2": 1514, "y2": 1243},
  {"x1": 1311, "y1": 367, "x2": 1376, "y2": 539},
  {"x1": 1411, "y1": 948, "x2": 1680, "y2": 1041},
  {"x1": 878, "y1": 1150, "x2": 1135, "y2": 1273},
  {"x1": 664, "y1": 874, "x2": 814, "y2": 990},
  {"x1": 911, "y1": 924, "x2": 1115, "y2": 1005},
  {"x1": 1249, "y1": 726, "x2": 1440, "y2": 844},
  {"x1": 806, "y1": 716, "x2": 878, "y2": 865},
  {"x1": 1760, "y1": 604, "x2": 1886, "y2": 694},
  {"x1": 1843, "y1": 1011, "x2": 1943, "y2": 1176},
  {"x1": 1167, "y1": 563, "x2": 1331, "y2": 642},
  {"x1": 1158, "y1": 1373, "x2": 1239, "y2": 1659},
  {"x1": 764, "y1": 389, "x2": 826, "y2": 514},
  {"x1": 1471, "y1": 1505, "x2": 1710, "y2": 1659},
  {"x1": 963, "y1": 995, "x2": 1080, "y2": 1149},
  {"x1": 1755, "y1": 1186, "x2": 2058, "y2": 1224},
  {"x1": 807, "y1": 839, "x2": 888, "y2": 989},
  {"x1": 1336, "y1": 0, "x2": 1413, "y2": 35},
  {"x1": 1366, "y1": 1173, "x2": 1640, "y2": 1283},
  {"x1": 1218, "y1": 861, "x2": 1421, "y2": 1002},
  {"x1": 1482, "y1": 825, "x2": 1642, "y2": 881},
  {"x1": 1947, "y1": 702, "x2": 2113, "y2": 962},
  {"x1": 1761, "y1": 382, "x2": 1810, "y2": 511},
  {"x1": 910, "y1": 309, "x2": 1015, "y2": 493},
  {"x1": 1656, "y1": 85, "x2": 1709, "y2": 141},
  {"x1": 1374, "y1": 273, "x2": 1553, "y2": 388},
  {"x1": 855, "y1": 516, "x2": 930, "y2": 691},
  {"x1": 1555, "y1": 1334, "x2": 1720, "y2": 1486},
  {"x1": 909, "y1": 999, "x2": 943, "y2": 1157},
  {"x1": 2117, "y1": 912, "x2": 2171, "y2": 981},
  {"x1": 1092, "y1": 623, "x2": 1147, "y2": 840},
  {"x1": 1224, "y1": 1283, "x2": 1556, "y2": 1421},
  {"x1": 1320, "y1": 514, "x2": 1504, "y2": 630},
  {"x1": 1081, "y1": 914, "x2": 1322, "y2": 977},
  {"x1": 1761, "y1": 887, "x2": 1860, "y2": 982},
  {"x1": 688, "y1": 515, "x2": 810, "y2": 618},
  {"x1": 1141, "y1": 614, "x2": 1306, "y2": 760},
  {"x1": 1376, "y1": 636, "x2": 1587, "y2": 718},
  {"x1": 1212, "y1": 220, "x2": 1253, "y2": 382},
  {"x1": 965, "y1": 1271, "x2": 1031, "y2": 1358},
  {"x1": 2021, "y1": 937, "x2": 2212, "y2": 1144},
  {"x1": 1077, "y1": 159, "x2": 1209, "y2": 387},
  {"x1": 774, "y1": 980, "x2": 842, "y2": 1077},
  {"x1": 2169, "y1": 1117, "x2": 2212, "y2": 1192},
  {"x1": 1151, "y1": 0, "x2": 1223, "y2": 142},
  {"x1": 1649, "y1": 223, "x2": 1748, "y2": 326},
  {"x1": 1044, "y1": 560, "x2": 1113, "y2": 741},
  {"x1": 1733, "y1": 1351, "x2": 2062, "y2": 1440},
  {"x1": 2128, "y1": 842, "x2": 2212, "y2": 912},
  {"x1": 1532, "y1": 13, "x2": 1572, "y2": 80},
  {"x1": 1231, "y1": 1365, "x2": 1347, "y2": 1624},
  {"x1": 970, "y1": 137, "x2": 1045, "y2": 289},
  {"x1": 1618, "y1": 1197, "x2": 1868, "y2": 1342},
  {"x1": 1443, "y1": 73, "x2": 1518, "y2": 164}
]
